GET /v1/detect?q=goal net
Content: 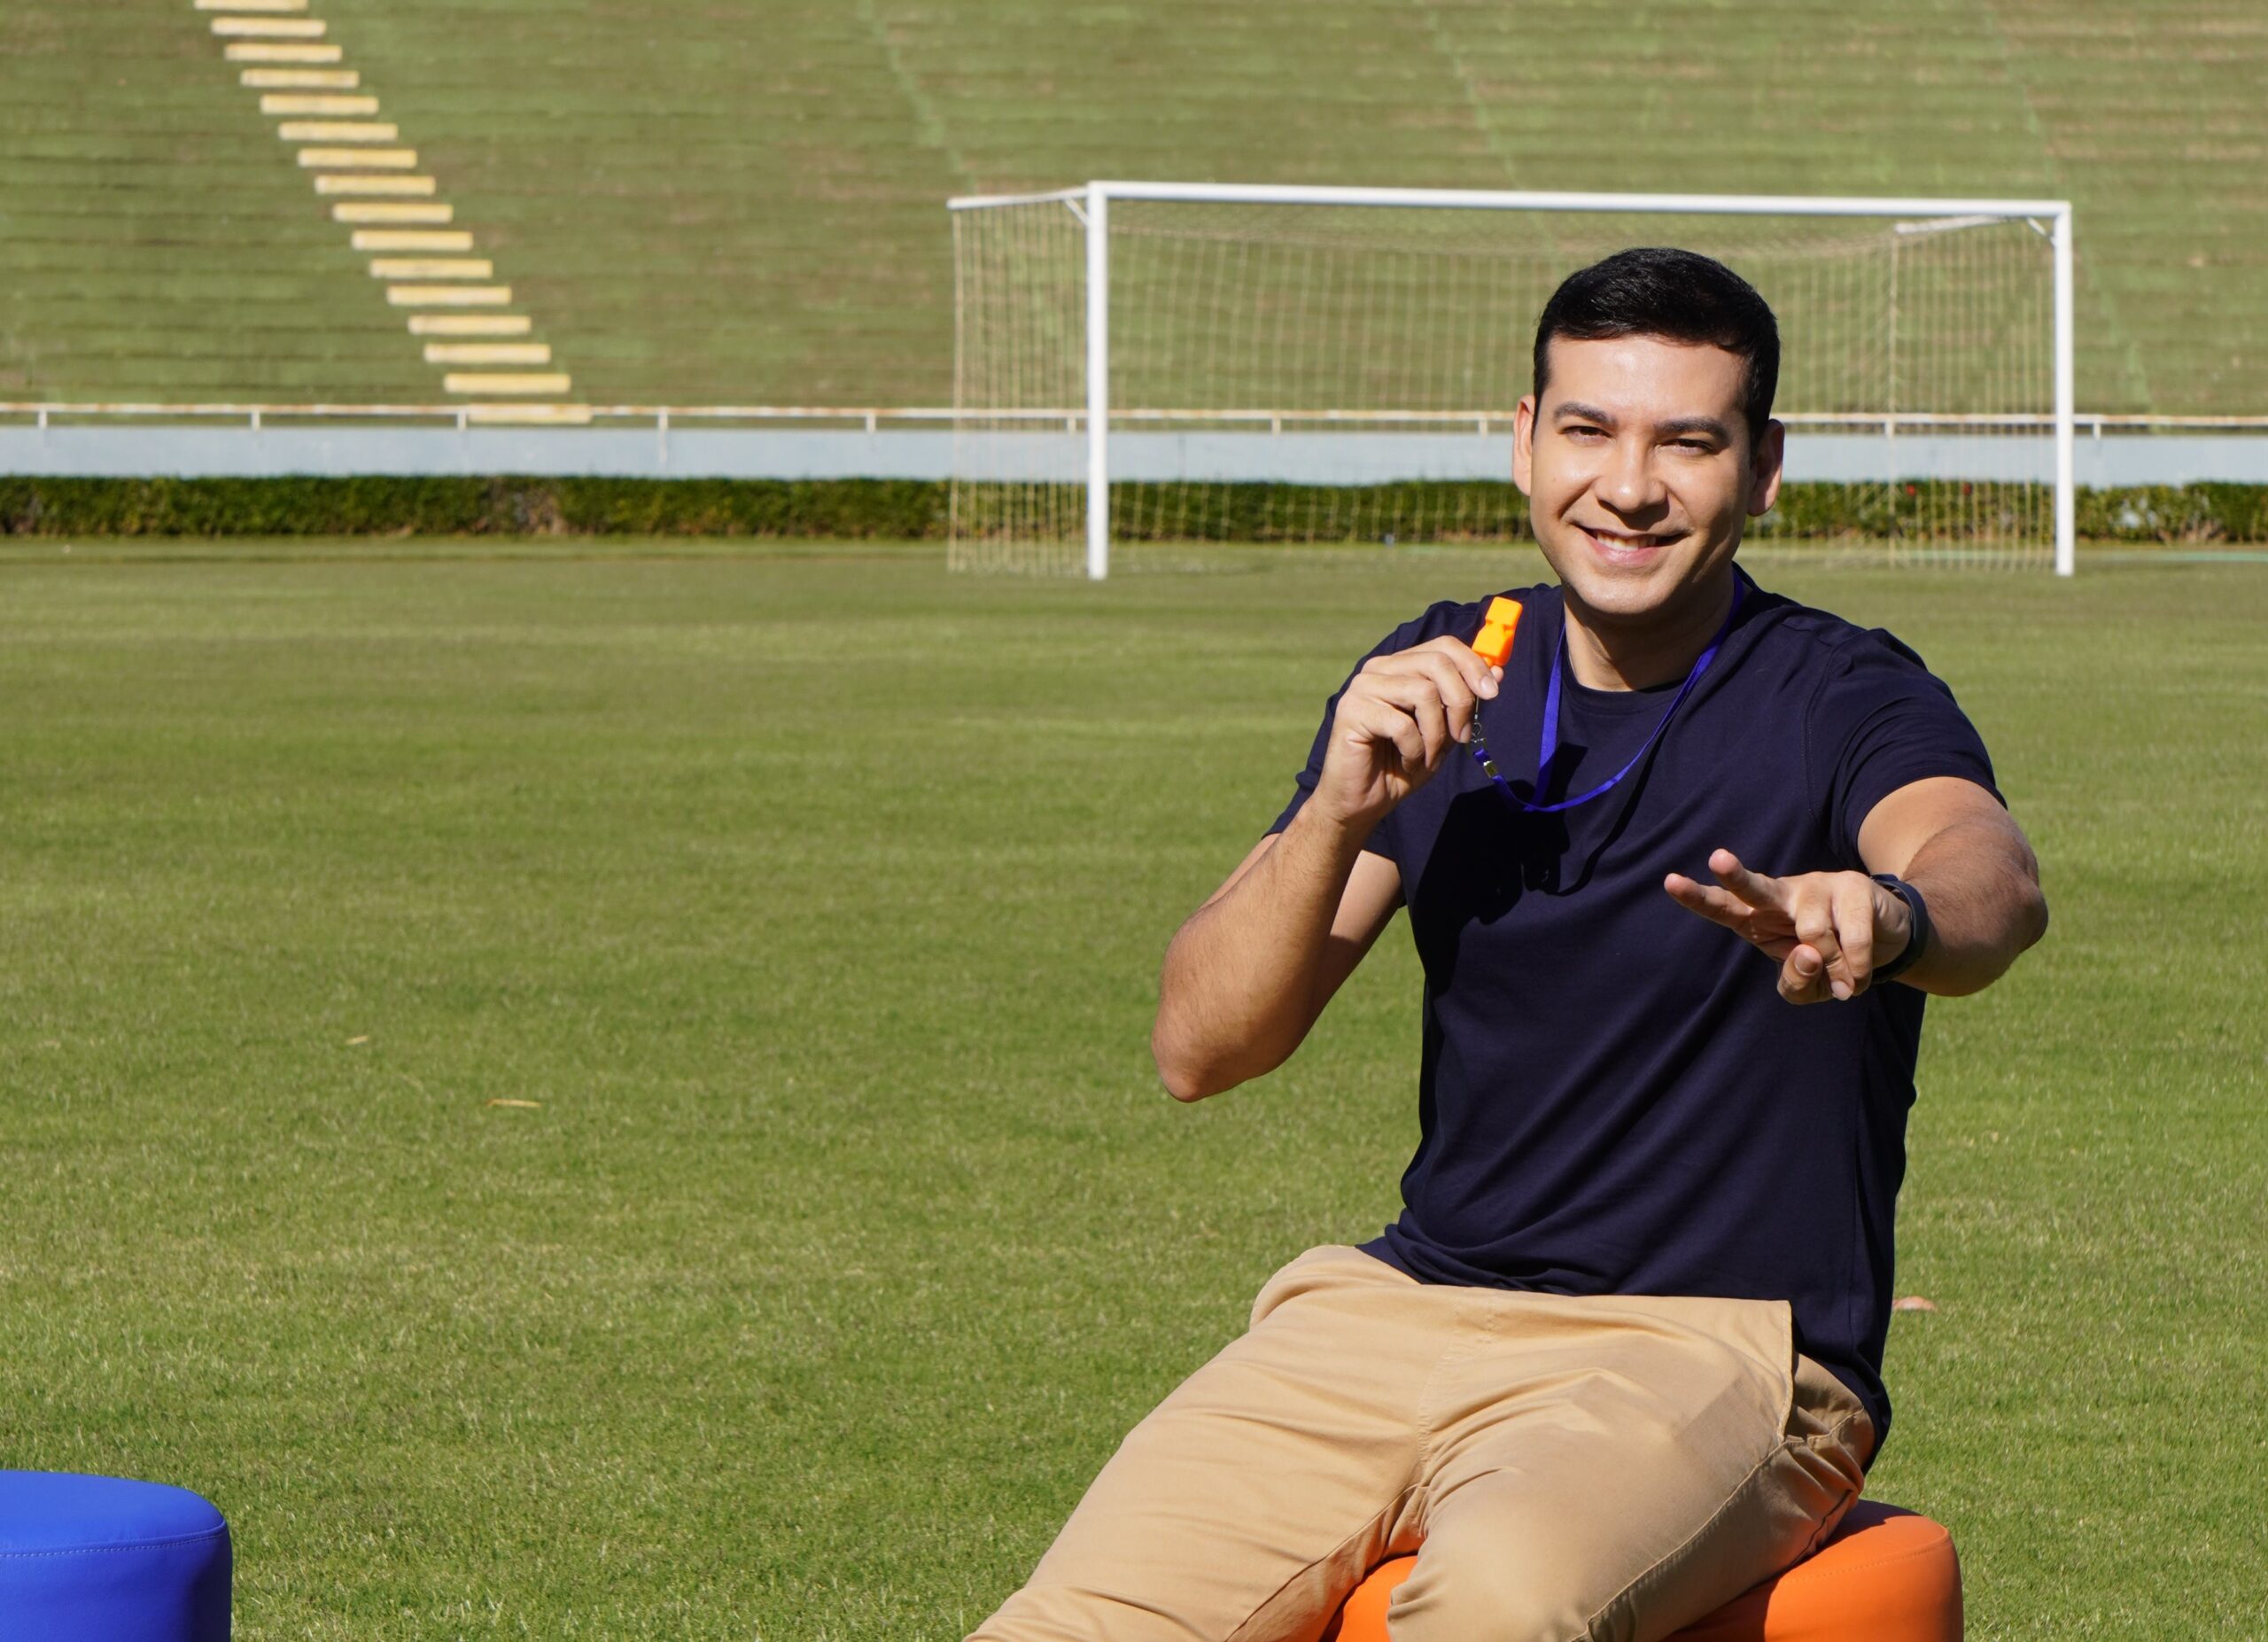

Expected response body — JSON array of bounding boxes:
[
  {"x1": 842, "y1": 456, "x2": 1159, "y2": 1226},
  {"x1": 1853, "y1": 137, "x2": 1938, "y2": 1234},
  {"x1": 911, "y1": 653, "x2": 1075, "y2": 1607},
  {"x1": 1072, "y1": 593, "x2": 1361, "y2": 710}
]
[{"x1": 949, "y1": 184, "x2": 2073, "y2": 576}]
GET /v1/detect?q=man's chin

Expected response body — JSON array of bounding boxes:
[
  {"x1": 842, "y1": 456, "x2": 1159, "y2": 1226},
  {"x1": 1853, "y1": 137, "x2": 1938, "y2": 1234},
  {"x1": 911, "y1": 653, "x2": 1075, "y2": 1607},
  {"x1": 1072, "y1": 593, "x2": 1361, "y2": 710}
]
[
  {"x1": 1545, "y1": 532, "x2": 1740, "y2": 620},
  {"x1": 1551, "y1": 549, "x2": 1680, "y2": 618}
]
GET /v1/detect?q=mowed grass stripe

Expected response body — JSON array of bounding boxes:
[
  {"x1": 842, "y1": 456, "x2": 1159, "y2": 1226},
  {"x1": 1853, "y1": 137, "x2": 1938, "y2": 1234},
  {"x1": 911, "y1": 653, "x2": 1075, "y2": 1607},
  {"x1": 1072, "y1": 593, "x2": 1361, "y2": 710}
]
[{"x1": 0, "y1": 543, "x2": 2257, "y2": 1638}]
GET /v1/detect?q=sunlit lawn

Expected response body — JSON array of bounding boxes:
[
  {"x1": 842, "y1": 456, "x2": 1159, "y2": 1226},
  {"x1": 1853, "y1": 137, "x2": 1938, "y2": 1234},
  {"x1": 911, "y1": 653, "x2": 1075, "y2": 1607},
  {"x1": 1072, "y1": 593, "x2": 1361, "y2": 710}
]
[{"x1": 1, "y1": 541, "x2": 2260, "y2": 1637}]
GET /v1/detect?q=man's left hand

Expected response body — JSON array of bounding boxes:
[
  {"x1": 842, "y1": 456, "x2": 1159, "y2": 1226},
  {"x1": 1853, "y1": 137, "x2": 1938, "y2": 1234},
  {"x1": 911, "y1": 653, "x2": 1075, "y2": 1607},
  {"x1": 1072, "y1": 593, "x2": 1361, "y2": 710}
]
[{"x1": 1663, "y1": 848, "x2": 1912, "y2": 1005}]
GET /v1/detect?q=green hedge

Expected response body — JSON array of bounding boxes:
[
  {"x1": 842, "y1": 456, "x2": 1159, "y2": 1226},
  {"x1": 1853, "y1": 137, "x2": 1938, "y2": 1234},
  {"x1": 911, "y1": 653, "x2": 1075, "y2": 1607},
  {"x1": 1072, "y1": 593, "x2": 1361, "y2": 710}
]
[
  {"x1": 4, "y1": 476, "x2": 2265, "y2": 543},
  {"x1": 0, "y1": 477, "x2": 951, "y2": 540},
  {"x1": 2073, "y1": 482, "x2": 2268, "y2": 542},
  {"x1": 1759, "y1": 481, "x2": 2268, "y2": 544}
]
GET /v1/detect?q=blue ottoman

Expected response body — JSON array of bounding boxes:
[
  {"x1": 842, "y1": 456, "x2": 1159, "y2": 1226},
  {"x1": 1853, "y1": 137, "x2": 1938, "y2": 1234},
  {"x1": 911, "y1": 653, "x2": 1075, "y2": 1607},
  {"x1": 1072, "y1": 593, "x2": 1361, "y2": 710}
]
[{"x1": 0, "y1": 1471, "x2": 230, "y2": 1641}]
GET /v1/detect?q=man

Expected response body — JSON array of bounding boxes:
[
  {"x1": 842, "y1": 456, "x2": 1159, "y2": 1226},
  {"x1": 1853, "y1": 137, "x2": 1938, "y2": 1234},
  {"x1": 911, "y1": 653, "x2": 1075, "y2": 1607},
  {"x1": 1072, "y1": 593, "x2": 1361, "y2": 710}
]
[{"x1": 970, "y1": 248, "x2": 2047, "y2": 1642}]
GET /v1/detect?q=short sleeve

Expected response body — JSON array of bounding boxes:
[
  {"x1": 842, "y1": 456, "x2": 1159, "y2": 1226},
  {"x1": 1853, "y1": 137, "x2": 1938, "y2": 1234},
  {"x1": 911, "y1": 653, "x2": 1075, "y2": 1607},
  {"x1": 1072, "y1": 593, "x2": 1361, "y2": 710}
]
[{"x1": 1807, "y1": 629, "x2": 2002, "y2": 865}]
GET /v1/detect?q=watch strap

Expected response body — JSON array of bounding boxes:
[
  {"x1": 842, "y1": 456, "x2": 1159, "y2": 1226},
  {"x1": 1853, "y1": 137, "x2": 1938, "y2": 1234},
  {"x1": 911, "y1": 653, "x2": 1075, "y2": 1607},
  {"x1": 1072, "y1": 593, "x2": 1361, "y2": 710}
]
[{"x1": 1869, "y1": 874, "x2": 1931, "y2": 985}]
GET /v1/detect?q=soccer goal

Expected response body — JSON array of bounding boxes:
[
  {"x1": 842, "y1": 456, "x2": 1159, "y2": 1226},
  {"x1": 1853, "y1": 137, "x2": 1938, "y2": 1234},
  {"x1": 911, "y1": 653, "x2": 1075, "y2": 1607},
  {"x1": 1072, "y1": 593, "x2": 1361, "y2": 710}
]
[{"x1": 948, "y1": 183, "x2": 2075, "y2": 578}]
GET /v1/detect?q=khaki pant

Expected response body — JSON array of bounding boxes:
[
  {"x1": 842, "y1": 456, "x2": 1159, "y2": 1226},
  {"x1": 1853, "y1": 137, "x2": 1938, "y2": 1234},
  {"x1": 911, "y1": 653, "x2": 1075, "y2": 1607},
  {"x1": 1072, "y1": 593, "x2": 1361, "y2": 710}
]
[{"x1": 970, "y1": 1245, "x2": 1874, "y2": 1642}]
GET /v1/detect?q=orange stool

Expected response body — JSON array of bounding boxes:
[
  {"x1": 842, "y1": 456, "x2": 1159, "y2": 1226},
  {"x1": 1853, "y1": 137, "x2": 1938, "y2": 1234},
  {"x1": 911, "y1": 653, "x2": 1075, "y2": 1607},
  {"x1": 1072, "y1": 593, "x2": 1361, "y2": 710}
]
[{"x1": 1322, "y1": 1501, "x2": 1961, "y2": 1641}]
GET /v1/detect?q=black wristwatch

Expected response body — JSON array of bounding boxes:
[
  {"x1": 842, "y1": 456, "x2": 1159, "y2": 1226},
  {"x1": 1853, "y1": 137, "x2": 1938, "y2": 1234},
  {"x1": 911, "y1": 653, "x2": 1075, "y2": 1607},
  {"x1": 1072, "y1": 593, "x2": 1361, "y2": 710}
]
[{"x1": 1869, "y1": 875, "x2": 1932, "y2": 985}]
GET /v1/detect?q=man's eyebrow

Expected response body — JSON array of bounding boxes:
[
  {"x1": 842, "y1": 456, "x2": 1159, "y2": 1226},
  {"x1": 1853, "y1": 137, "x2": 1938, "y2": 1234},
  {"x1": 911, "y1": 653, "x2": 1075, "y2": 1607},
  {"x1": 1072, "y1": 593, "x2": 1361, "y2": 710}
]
[
  {"x1": 1655, "y1": 415, "x2": 1735, "y2": 441},
  {"x1": 1550, "y1": 401, "x2": 1616, "y2": 424}
]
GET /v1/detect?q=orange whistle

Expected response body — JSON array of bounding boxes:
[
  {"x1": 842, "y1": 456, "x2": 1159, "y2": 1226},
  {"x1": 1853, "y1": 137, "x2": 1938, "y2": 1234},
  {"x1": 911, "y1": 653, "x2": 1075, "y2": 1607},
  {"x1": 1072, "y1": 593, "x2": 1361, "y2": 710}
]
[{"x1": 1472, "y1": 596, "x2": 1522, "y2": 668}]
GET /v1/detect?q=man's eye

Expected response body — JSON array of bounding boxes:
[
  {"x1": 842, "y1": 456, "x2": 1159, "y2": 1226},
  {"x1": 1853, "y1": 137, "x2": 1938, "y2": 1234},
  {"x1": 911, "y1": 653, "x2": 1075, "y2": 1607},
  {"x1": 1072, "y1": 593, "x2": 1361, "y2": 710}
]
[{"x1": 1565, "y1": 425, "x2": 1606, "y2": 440}]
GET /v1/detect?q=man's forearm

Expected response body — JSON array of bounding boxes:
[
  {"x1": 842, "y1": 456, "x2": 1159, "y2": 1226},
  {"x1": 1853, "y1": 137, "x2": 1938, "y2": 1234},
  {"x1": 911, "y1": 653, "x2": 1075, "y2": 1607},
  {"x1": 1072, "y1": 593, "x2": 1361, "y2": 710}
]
[
  {"x1": 1896, "y1": 820, "x2": 2048, "y2": 996},
  {"x1": 1152, "y1": 805, "x2": 1373, "y2": 1101}
]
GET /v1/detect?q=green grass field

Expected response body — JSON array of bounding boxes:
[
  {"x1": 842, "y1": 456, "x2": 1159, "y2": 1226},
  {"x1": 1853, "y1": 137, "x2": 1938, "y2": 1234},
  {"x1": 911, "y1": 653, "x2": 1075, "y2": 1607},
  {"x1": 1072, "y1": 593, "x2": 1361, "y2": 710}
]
[
  {"x1": 3, "y1": 0, "x2": 2264, "y2": 410},
  {"x1": 1, "y1": 541, "x2": 2262, "y2": 1638}
]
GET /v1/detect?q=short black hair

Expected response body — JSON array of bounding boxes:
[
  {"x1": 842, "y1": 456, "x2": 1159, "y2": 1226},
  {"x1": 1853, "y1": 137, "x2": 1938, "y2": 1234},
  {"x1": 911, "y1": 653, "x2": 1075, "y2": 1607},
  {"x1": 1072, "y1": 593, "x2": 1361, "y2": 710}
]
[{"x1": 1531, "y1": 248, "x2": 1780, "y2": 441}]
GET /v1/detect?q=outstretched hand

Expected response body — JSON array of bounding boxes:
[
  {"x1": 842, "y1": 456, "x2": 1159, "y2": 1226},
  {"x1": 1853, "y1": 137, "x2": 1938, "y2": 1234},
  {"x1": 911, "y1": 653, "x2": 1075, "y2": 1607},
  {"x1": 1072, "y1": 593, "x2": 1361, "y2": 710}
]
[{"x1": 1664, "y1": 849, "x2": 1914, "y2": 1005}]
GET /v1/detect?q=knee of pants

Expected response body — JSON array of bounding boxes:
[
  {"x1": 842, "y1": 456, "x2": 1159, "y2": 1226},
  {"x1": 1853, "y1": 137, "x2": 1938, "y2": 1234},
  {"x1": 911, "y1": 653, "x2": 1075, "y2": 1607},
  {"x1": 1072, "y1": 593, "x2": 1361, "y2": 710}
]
[{"x1": 1385, "y1": 1522, "x2": 1595, "y2": 1642}]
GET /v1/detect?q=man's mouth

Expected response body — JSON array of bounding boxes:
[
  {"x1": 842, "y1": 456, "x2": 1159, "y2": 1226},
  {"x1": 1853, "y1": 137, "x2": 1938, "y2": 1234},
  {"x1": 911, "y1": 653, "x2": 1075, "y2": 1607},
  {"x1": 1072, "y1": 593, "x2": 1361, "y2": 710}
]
[{"x1": 1578, "y1": 524, "x2": 1681, "y2": 564}]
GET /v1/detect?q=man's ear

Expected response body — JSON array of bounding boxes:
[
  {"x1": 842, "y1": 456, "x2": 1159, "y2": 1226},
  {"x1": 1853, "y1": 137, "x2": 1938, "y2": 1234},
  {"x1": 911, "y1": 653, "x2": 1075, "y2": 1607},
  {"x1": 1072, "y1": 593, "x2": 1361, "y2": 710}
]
[
  {"x1": 1512, "y1": 394, "x2": 1537, "y2": 498},
  {"x1": 1747, "y1": 417, "x2": 1785, "y2": 518}
]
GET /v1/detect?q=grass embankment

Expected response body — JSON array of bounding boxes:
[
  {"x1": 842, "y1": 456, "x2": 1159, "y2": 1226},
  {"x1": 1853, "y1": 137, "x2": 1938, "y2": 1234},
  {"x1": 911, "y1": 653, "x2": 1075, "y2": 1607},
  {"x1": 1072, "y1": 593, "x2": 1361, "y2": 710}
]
[{"x1": 4, "y1": 0, "x2": 2264, "y2": 409}]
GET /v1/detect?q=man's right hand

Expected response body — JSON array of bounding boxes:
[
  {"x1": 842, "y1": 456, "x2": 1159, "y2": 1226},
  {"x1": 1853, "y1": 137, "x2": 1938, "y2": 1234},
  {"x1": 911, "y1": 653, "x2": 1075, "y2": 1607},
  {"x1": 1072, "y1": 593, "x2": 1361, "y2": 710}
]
[
  {"x1": 1157, "y1": 636, "x2": 1485, "y2": 1100},
  {"x1": 1312, "y1": 637, "x2": 1503, "y2": 831}
]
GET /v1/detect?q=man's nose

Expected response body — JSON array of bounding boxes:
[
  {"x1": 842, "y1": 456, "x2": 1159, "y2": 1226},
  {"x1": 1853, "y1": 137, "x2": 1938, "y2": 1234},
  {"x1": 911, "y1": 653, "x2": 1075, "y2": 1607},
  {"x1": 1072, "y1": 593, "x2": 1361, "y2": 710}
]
[{"x1": 1602, "y1": 439, "x2": 1666, "y2": 514}]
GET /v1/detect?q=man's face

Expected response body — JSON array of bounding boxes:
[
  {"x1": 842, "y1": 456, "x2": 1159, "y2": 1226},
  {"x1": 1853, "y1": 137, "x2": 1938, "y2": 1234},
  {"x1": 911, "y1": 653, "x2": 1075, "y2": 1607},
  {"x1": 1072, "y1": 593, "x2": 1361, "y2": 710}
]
[{"x1": 1513, "y1": 334, "x2": 1783, "y2": 625}]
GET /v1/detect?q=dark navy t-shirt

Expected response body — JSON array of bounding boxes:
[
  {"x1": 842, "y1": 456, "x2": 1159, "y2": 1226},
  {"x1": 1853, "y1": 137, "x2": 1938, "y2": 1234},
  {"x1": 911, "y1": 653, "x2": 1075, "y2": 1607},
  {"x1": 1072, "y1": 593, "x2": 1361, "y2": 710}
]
[{"x1": 1268, "y1": 572, "x2": 2000, "y2": 1448}]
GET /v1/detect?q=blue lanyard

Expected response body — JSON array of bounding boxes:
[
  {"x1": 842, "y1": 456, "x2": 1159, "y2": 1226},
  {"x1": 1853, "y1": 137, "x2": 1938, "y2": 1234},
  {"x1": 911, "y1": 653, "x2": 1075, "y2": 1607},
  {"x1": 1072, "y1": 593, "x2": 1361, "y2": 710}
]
[{"x1": 1469, "y1": 576, "x2": 1746, "y2": 815}]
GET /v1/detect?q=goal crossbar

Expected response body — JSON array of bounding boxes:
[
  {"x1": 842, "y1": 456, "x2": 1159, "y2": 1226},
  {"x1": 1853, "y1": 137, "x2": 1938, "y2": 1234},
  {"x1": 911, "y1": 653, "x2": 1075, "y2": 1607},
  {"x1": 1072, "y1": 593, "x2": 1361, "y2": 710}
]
[
  {"x1": 950, "y1": 181, "x2": 2077, "y2": 577},
  {"x1": 950, "y1": 183, "x2": 2075, "y2": 222}
]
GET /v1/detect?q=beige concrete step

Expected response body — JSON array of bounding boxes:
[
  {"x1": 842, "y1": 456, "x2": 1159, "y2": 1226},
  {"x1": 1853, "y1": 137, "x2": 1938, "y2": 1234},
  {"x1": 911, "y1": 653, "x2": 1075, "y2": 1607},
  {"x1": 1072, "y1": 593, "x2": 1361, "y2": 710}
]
[
  {"x1": 278, "y1": 120, "x2": 396, "y2": 142},
  {"x1": 387, "y1": 284, "x2": 512, "y2": 307},
  {"x1": 352, "y1": 229, "x2": 473, "y2": 253},
  {"x1": 299, "y1": 147, "x2": 417, "y2": 169},
  {"x1": 447, "y1": 374, "x2": 576, "y2": 396},
  {"x1": 408, "y1": 315, "x2": 532, "y2": 337},
  {"x1": 225, "y1": 41, "x2": 340, "y2": 62},
  {"x1": 211, "y1": 16, "x2": 326, "y2": 37},
  {"x1": 261, "y1": 93, "x2": 377, "y2": 115},
  {"x1": 277, "y1": 118, "x2": 394, "y2": 141},
  {"x1": 369, "y1": 257, "x2": 493, "y2": 280},
  {"x1": 447, "y1": 373, "x2": 574, "y2": 396},
  {"x1": 241, "y1": 68, "x2": 358, "y2": 89},
  {"x1": 196, "y1": 0, "x2": 308, "y2": 11},
  {"x1": 423, "y1": 342, "x2": 552, "y2": 366},
  {"x1": 315, "y1": 175, "x2": 436, "y2": 197},
  {"x1": 465, "y1": 404, "x2": 594, "y2": 427},
  {"x1": 332, "y1": 201, "x2": 452, "y2": 224}
]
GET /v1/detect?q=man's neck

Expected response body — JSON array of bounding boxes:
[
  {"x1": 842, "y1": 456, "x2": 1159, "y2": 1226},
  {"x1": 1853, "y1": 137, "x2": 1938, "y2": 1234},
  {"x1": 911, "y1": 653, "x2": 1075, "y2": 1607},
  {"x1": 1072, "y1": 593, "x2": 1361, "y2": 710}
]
[{"x1": 1560, "y1": 568, "x2": 1740, "y2": 692}]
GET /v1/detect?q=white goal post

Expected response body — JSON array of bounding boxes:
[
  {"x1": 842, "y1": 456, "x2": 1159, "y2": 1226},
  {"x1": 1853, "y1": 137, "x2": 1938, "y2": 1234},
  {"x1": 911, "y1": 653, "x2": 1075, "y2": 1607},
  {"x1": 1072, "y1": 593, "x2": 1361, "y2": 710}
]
[{"x1": 948, "y1": 182, "x2": 2076, "y2": 578}]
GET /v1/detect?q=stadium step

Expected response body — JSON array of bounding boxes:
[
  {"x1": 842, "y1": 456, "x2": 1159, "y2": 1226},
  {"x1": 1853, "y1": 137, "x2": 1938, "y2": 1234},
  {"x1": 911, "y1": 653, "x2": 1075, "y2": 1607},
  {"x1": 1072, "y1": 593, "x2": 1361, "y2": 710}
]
[
  {"x1": 423, "y1": 343, "x2": 552, "y2": 365},
  {"x1": 299, "y1": 146, "x2": 417, "y2": 169},
  {"x1": 352, "y1": 230, "x2": 474, "y2": 253},
  {"x1": 240, "y1": 69, "x2": 358, "y2": 89},
  {"x1": 278, "y1": 121, "x2": 397, "y2": 142},
  {"x1": 223, "y1": 42, "x2": 340, "y2": 63},
  {"x1": 369, "y1": 258, "x2": 493, "y2": 280},
  {"x1": 331, "y1": 202, "x2": 453, "y2": 224},
  {"x1": 313, "y1": 175, "x2": 437, "y2": 197},
  {"x1": 464, "y1": 404, "x2": 595, "y2": 427},
  {"x1": 444, "y1": 372, "x2": 574, "y2": 396},
  {"x1": 210, "y1": 17, "x2": 327, "y2": 39},
  {"x1": 386, "y1": 284, "x2": 513, "y2": 307},
  {"x1": 408, "y1": 315, "x2": 533, "y2": 337},
  {"x1": 260, "y1": 93, "x2": 377, "y2": 115}
]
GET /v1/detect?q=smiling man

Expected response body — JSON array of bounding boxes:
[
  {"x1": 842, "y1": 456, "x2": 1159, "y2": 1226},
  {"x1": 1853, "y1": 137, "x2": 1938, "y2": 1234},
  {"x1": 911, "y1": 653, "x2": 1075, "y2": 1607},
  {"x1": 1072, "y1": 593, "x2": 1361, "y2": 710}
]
[{"x1": 968, "y1": 249, "x2": 2048, "y2": 1642}]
